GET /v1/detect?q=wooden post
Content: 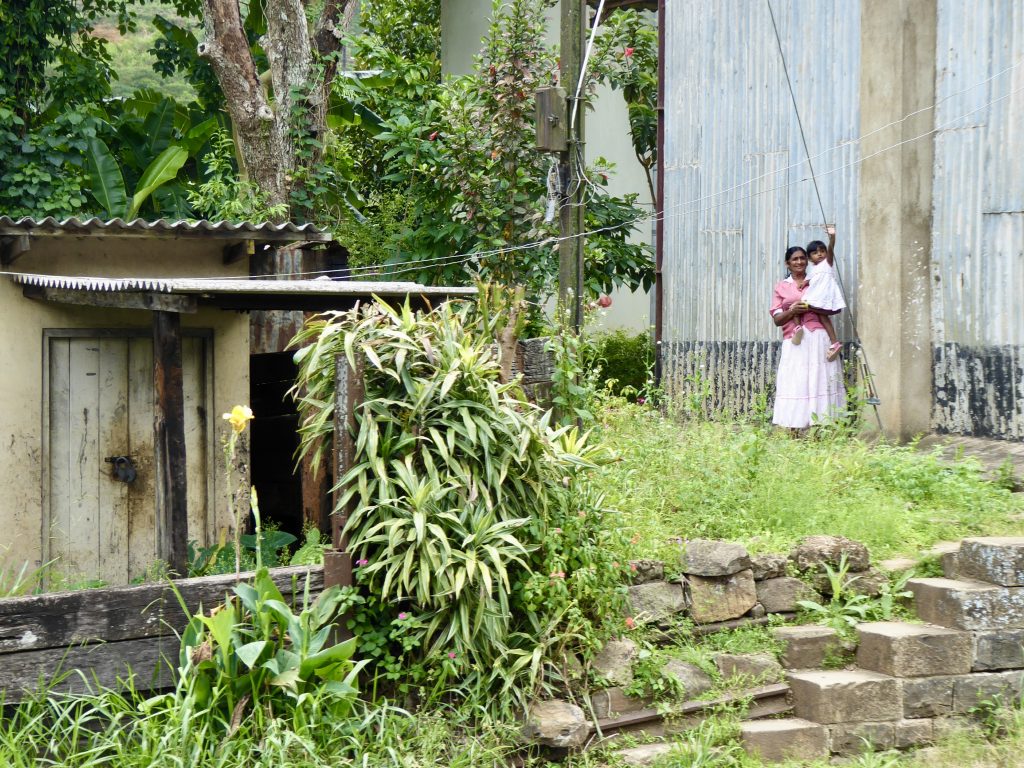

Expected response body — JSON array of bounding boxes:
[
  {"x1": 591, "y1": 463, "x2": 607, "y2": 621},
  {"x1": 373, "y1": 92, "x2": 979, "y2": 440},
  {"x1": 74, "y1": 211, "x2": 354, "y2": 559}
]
[
  {"x1": 558, "y1": 0, "x2": 587, "y2": 330},
  {"x1": 323, "y1": 352, "x2": 363, "y2": 591},
  {"x1": 153, "y1": 311, "x2": 188, "y2": 577}
]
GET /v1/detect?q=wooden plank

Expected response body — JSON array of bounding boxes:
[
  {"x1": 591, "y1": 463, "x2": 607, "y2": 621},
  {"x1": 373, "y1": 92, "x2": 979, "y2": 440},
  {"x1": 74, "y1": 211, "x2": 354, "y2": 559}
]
[
  {"x1": 327, "y1": 353, "x2": 363, "y2": 590},
  {"x1": 67, "y1": 339, "x2": 102, "y2": 581},
  {"x1": 0, "y1": 566, "x2": 324, "y2": 654},
  {"x1": 182, "y1": 337, "x2": 209, "y2": 548},
  {"x1": 97, "y1": 338, "x2": 130, "y2": 586},
  {"x1": 153, "y1": 312, "x2": 188, "y2": 576},
  {"x1": 22, "y1": 286, "x2": 198, "y2": 313},
  {"x1": 127, "y1": 338, "x2": 157, "y2": 579},
  {"x1": 0, "y1": 636, "x2": 177, "y2": 703},
  {"x1": 46, "y1": 338, "x2": 73, "y2": 576}
]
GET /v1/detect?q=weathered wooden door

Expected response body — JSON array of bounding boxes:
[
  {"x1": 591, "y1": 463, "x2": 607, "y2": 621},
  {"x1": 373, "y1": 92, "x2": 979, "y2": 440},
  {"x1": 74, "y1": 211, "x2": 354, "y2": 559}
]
[{"x1": 45, "y1": 331, "x2": 211, "y2": 584}]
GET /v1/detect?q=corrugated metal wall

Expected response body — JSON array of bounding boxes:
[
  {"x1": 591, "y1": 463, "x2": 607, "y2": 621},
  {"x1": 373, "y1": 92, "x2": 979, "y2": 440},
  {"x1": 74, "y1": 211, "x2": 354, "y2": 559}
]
[
  {"x1": 931, "y1": 0, "x2": 1024, "y2": 439},
  {"x1": 662, "y1": 0, "x2": 861, "y2": 414}
]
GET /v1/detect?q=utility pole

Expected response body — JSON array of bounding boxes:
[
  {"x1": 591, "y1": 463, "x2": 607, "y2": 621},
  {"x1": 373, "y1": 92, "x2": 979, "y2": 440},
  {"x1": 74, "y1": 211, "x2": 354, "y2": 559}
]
[{"x1": 558, "y1": 0, "x2": 587, "y2": 332}]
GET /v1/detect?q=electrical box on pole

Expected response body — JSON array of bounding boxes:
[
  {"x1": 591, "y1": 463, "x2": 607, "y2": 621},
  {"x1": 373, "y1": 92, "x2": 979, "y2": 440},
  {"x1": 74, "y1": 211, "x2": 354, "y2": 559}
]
[{"x1": 535, "y1": 86, "x2": 568, "y2": 152}]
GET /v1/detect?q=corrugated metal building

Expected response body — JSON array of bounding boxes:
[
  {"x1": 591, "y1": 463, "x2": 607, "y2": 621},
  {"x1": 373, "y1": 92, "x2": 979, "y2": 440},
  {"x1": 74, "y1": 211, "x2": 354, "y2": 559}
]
[{"x1": 660, "y1": 0, "x2": 1023, "y2": 440}]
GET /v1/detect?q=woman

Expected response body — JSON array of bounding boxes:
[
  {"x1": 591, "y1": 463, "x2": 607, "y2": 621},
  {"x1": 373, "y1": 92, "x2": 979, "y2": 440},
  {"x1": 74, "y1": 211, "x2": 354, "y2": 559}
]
[{"x1": 769, "y1": 246, "x2": 846, "y2": 429}]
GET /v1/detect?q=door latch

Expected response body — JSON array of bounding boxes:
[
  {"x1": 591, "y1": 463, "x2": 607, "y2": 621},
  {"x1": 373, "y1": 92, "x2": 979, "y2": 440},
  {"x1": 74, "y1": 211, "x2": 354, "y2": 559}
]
[{"x1": 104, "y1": 455, "x2": 137, "y2": 484}]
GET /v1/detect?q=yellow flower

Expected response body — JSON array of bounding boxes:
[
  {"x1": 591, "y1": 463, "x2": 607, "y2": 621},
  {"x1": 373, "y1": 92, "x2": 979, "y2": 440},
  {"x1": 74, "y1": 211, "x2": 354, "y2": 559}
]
[{"x1": 222, "y1": 405, "x2": 254, "y2": 434}]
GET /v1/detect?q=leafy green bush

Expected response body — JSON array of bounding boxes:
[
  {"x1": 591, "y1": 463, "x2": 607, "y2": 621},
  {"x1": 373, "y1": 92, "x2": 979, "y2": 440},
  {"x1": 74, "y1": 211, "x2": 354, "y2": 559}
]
[
  {"x1": 291, "y1": 297, "x2": 625, "y2": 705},
  {"x1": 593, "y1": 328, "x2": 654, "y2": 399}
]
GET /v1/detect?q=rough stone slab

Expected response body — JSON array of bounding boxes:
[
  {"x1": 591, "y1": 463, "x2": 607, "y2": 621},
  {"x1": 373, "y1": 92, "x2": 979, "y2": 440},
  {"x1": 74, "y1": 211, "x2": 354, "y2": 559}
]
[
  {"x1": 828, "y1": 722, "x2": 895, "y2": 755},
  {"x1": 612, "y1": 742, "x2": 674, "y2": 766},
  {"x1": 740, "y1": 718, "x2": 829, "y2": 762},
  {"x1": 908, "y1": 577, "x2": 1024, "y2": 630},
  {"x1": 590, "y1": 686, "x2": 653, "y2": 719},
  {"x1": 878, "y1": 557, "x2": 919, "y2": 573},
  {"x1": 757, "y1": 576, "x2": 817, "y2": 613},
  {"x1": 926, "y1": 542, "x2": 961, "y2": 579},
  {"x1": 952, "y1": 671, "x2": 1024, "y2": 714},
  {"x1": 686, "y1": 569, "x2": 757, "y2": 623},
  {"x1": 714, "y1": 653, "x2": 783, "y2": 683},
  {"x1": 663, "y1": 659, "x2": 714, "y2": 698},
  {"x1": 521, "y1": 699, "x2": 591, "y2": 749},
  {"x1": 679, "y1": 539, "x2": 752, "y2": 576},
  {"x1": 626, "y1": 581, "x2": 686, "y2": 623},
  {"x1": 973, "y1": 629, "x2": 1024, "y2": 671},
  {"x1": 789, "y1": 536, "x2": 871, "y2": 574},
  {"x1": 788, "y1": 670, "x2": 902, "y2": 724},
  {"x1": 773, "y1": 625, "x2": 844, "y2": 669},
  {"x1": 751, "y1": 553, "x2": 788, "y2": 581},
  {"x1": 856, "y1": 622, "x2": 973, "y2": 677},
  {"x1": 931, "y1": 715, "x2": 973, "y2": 740},
  {"x1": 813, "y1": 567, "x2": 889, "y2": 598},
  {"x1": 628, "y1": 559, "x2": 665, "y2": 585},
  {"x1": 903, "y1": 676, "x2": 955, "y2": 718},
  {"x1": 894, "y1": 718, "x2": 934, "y2": 749},
  {"x1": 959, "y1": 537, "x2": 1024, "y2": 587},
  {"x1": 593, "y1": 639, "x2": 638, "y2": 687}
]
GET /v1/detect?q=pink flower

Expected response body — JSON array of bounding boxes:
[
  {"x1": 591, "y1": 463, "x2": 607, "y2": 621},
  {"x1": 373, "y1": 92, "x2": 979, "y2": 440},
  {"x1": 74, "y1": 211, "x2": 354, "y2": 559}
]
[
  {"x1": 553, "y1": 527, "x2": 562, "y2": 534},
  {"x1": 625, "y1": 617, "x2": 636, "y2": 629},
  {"x1": 597, "y1": 295, "x2": 612, "y2": 308},
  {"x1": 448, "y1": 651, "x2": 457, "y2": 659},
  {"x1": 356, "y1": 558, "x2": 369, "y2": 567},
  {"x1": 630, "y1": 563, "x2": 638, "y2": 572},
  {"x1": 624, "y1": 47, "x2": 635, "y2": 58},
  {"x1": 429, "y1": 130, "x2": 439, "y2": 141},
  {"x1": 637, "y1": 396, "x2": 646, "y2": 405},
  {"x1": 398, "y1": 612, "x2": 408, "y2": 620}
]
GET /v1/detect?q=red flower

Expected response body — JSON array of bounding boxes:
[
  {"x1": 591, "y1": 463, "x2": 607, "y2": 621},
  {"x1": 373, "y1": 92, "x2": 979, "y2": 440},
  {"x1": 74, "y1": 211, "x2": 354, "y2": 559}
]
[
  {"x1": 624, "y1": 47, "x2": 635, "y2": 58},
  {"x1": 428, "y1": 131, "x2": 439, "y2": 141},
  {"x1": 625, "y1": 617, "x2": 636, "y2": 630},
  {"x1": 597, "y1": 295, "x2": 612, "y2": 308}
]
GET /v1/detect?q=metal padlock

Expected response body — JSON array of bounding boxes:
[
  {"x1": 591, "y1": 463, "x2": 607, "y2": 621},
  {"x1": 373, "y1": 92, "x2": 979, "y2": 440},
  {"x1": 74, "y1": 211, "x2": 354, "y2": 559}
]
[{"x1": 104, "y1": 455, "x2": 137, "y2": 484}]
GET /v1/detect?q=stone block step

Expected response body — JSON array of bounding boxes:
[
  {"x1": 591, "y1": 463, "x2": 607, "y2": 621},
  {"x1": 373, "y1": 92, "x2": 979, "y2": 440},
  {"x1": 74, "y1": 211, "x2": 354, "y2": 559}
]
[
  {"x1": 772, "y1": 625, "x2": 845, "y2": 669},
  {"x1": 908, "y1": 577, "x2": 1024, "y2": 630},
  {"x1": 958, "y1": 537, "x2": 1024, "y2": 587},
  {"x1": 788, "y1": 669, "x2": 902, "y2": 724},
  {"x1": 856, "y1": 621, "x2": 972, "y2": 677},
  {"x1": 740, "y1": 718, "x2": 829, "y2": 763}
]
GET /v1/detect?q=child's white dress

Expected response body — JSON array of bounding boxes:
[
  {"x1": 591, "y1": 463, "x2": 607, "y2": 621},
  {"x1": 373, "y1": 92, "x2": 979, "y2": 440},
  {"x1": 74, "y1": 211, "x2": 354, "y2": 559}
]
[{"x1": 804, "y1": 260, "x2": 846, "y2": 312}]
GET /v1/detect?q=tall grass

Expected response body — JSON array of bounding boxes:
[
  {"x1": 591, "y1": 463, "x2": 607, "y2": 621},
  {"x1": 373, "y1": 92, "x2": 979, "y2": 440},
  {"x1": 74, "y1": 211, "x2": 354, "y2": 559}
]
[{"x1": 591, "y1": 400, "x2": 1023, "y2": 564}]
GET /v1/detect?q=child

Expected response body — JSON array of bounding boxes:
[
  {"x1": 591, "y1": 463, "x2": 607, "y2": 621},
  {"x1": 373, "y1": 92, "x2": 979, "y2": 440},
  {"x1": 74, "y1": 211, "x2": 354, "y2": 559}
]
[{"x1": 801, "y1": 224, "x2": 846, "y2": 361}]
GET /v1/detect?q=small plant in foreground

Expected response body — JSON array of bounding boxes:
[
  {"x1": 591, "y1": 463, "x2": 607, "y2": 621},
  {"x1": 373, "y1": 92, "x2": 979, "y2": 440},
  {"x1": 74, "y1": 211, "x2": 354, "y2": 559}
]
[{"x1": 796, "y1": 555, "x2": 874, "y2": 634}]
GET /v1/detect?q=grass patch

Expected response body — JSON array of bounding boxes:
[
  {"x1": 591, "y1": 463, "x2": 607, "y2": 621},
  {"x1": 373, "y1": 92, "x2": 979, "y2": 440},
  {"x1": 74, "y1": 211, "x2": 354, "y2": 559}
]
[{"x1": 591, "y1": 401, "x2": 1023, "y2": 564}]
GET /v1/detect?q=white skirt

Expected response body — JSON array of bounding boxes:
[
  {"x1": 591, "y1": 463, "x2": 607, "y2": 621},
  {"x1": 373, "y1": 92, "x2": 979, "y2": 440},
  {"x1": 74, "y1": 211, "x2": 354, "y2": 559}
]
[
  {"x1": 772, "y1": 328, "x2": 847, "y2": 428},
  {"x1": 803, "y1": 270, "x2": 847, "y2": 312}
]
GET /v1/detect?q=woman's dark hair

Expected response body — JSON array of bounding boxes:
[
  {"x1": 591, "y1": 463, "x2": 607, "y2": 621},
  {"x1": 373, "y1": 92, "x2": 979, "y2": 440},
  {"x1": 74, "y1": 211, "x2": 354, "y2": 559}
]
[
  {"x1": 784, "y1": 246, "x2": 807, "y2": 263},
  {"x1": 806, "y1": 239, "x2": 827, "y2": 254}
]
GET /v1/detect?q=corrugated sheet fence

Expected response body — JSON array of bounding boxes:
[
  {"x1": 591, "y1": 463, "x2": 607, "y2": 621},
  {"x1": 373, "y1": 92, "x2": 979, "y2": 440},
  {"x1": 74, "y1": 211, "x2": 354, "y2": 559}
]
[
  {"x1": 662, "y1": 0, "x2": 861, "y2": 415},
  {"x1": 930, "y1": 0, "x2": 1024, "y2": 439}
]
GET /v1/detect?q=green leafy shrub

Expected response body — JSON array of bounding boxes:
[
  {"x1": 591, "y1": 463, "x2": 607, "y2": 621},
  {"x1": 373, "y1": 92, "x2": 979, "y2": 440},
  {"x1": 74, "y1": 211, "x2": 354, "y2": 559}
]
[
  {"x1": 149, "y1": 567, "x2": 363, "y2": 733},
  {"x1": 593, "y1": 328, "x2": 654, "y2": 399},
  {"x1": 291, "y1": 296, "x2": 625, "y2": 705}
]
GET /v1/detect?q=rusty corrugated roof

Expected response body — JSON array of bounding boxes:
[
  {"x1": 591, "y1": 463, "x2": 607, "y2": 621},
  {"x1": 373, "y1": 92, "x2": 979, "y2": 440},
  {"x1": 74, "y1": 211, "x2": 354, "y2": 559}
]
[{"x1": 0, "y1": 216, "x2": 331, "y2": 242}]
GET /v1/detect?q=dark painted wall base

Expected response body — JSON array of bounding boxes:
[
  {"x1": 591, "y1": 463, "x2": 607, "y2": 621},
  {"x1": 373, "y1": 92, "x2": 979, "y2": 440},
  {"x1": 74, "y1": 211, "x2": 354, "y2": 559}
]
[{"x1": 933, "y1": 344, "x2": 1024, "y2": 441}]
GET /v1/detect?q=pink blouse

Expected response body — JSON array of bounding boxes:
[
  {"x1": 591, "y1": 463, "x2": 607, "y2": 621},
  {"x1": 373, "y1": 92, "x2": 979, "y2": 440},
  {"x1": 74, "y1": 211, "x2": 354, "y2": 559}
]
[{"x1": 770, "y1": 277, "x2": 827, "y2": 340}]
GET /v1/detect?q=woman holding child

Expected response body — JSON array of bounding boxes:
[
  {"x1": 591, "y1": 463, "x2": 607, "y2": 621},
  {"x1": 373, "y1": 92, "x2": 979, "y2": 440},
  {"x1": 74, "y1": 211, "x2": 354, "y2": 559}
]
[{"x1": 769, "y1": 229, "x2": 846, "y2": 429}]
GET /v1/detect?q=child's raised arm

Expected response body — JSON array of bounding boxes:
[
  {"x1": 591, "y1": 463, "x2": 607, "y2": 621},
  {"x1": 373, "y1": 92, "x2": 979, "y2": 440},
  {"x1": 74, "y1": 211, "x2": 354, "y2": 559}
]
[{"x1": 825, "y1": 224, "x2": 836, "y2": 267}]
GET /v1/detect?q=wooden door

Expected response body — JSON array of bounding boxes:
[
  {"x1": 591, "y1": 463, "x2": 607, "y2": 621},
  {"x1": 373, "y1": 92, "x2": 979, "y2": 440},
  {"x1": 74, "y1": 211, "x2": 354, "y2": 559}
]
[{"x1": 45, "y1": 332, "x2": 211, "y2": 584}]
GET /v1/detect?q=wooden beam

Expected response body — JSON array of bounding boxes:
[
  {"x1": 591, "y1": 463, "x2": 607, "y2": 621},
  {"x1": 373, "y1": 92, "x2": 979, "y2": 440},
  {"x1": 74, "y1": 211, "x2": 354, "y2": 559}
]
[
  {"x1": 22, "y1": 285, "x2": 198, "y2": 313},
  {"x1": 324, "y1": 351, "x2": 364, "y2": 591},
  {"x1": 153, "y1": 311, "x2": 189, "y2": 576},
  {"x1": 0, "y1": 234, "x2": 30, "y2": 265}
]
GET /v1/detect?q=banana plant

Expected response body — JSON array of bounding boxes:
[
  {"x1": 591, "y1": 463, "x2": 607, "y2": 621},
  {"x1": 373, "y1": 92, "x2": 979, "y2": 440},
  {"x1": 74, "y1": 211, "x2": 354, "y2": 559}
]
[{"x1": 85, "y1": 136, "x2": 187, "y2": 220}]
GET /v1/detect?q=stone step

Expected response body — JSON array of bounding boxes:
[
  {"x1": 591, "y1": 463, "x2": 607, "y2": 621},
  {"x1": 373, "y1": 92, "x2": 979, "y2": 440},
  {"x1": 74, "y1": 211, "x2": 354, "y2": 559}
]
[
  {"x1": 772, "y1": 625, "x2": 846, "y2": 669},
  {"x1": 740, "y1": 718, "x2": 829, "y2": 763},
  {"x1": 958, "y1": 537, "x2": 1024, "y2": 587},
  {"x1": 908, "y1": 577, "x2": 1024, "y2": 630},
  {"x1": 856, "y1": 621, "x2": 973, "y2": 677},
  {"x1": 787, "y1": 669, "x2": 902, "y2": 724}
]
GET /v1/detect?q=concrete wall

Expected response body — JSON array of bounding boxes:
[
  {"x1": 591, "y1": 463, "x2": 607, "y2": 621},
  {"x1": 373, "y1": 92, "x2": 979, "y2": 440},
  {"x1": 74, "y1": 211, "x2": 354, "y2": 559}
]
[
  {"x1": 440, "y1": 0, "x2": 654, "y2": 333},
  {"x1": 0, "y1": 238, "x2": 249, "y2": 577}
]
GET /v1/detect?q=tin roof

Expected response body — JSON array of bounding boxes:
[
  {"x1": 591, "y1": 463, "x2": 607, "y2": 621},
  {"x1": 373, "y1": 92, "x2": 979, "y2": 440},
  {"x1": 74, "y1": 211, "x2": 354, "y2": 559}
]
[
  {"x1": 0, "y1": 216, "x2": 331, "y2": 242},
  {"x1": 11, "y1": 272, "x2": 476, "y2": 312}
]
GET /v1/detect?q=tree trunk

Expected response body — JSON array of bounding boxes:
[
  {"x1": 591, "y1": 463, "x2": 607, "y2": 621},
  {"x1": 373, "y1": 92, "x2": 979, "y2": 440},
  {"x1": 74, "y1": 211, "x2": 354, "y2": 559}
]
[{"x1": 198, "y1": 0, "x2": 351, "y2": 213}]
